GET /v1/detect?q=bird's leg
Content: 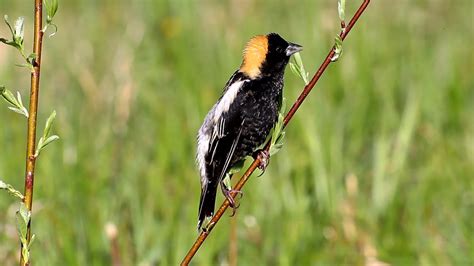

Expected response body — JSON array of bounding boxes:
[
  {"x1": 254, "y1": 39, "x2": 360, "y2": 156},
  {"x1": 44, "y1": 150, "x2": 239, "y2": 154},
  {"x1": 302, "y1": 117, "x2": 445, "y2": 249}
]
[
  {"x1": 253, "y1": 149, "x2": 270, "y2": 176},
  {"x1": 220, "y1": 175, "x2": 243, "y2": 216}
]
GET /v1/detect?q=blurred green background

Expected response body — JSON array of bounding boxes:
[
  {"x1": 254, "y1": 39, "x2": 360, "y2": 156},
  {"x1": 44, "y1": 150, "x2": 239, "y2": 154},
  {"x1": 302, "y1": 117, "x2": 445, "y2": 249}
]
[{"x1": 0, "y1": 0, "x2": 473, "y2": 265}]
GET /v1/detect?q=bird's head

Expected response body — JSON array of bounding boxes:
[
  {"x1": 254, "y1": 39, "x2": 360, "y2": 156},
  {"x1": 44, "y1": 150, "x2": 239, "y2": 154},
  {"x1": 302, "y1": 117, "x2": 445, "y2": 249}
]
[{"x1": 240, "y1": 33, "x2": 302, "y2": 79}]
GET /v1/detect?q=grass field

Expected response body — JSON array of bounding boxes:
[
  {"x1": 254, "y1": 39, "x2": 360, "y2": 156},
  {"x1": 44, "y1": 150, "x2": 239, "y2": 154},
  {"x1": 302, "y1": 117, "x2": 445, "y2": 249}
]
[{"x1": 0, "y1": 0, "x2": 473, "y2": 265}]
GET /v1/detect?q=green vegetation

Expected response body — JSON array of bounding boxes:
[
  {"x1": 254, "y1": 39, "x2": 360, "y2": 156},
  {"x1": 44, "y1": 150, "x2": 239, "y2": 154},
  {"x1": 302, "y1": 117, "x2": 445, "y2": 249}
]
[{"x1": 0, "y1": 0, "x2": 472, "y2": 265}]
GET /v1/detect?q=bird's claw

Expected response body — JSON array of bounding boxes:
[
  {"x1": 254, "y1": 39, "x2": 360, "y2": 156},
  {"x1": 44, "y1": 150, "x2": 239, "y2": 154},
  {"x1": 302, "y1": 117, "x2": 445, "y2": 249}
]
[
  {"x1": 253, "y1": 149, "x2": 270, "y2": 176},
  {"x1": 221, "y1": 186, "x2": 243, "y2": 217}
]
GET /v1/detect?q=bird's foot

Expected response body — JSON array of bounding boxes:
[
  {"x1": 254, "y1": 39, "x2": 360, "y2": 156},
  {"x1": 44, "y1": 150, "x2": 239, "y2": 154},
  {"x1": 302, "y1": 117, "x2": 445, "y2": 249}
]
[
  {"x1": 220, "y1": 184, "x2": 243, "y2": 217},
  {"x1": 253, "y1": 149, "x2": 270, "y2": 176}
]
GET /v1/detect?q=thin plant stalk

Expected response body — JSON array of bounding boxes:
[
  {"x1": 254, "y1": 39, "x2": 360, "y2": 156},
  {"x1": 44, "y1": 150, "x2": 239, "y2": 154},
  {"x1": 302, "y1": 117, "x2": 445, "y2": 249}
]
[
  {"x1": 180, "y1": 0, "x2": 371, "y2": 264},
  {"x1": 229, "y1": 214, "x2": 238, "y2": 266},
  {"x1": 21, "y1": 0, "x2": 44, "y2": 265}
]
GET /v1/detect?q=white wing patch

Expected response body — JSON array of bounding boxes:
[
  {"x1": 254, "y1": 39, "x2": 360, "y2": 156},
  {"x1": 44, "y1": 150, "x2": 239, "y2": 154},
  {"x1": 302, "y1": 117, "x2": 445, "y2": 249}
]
[
  {"x1": 197, "y1": 127, "x2": 210, "y2": 187},
  {"x1": 213, "y1": 80, "x2": 246, "y2": 123},
  {"x1": 196, "y1": 77, "x2": 247, "y2": 189}
]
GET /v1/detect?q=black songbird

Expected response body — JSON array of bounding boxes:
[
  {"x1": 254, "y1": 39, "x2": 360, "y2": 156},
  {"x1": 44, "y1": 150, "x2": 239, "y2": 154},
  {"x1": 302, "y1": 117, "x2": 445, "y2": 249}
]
[{"x1": 196, "y1": 33, "x2": 302, "y2": 230}]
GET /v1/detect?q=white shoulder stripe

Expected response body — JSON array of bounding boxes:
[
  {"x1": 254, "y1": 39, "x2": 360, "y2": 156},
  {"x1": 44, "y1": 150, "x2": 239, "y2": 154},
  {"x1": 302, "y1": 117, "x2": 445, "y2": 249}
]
[
  {"x1": 196, "y1": 129, "x2": 210, "y2": 186},
  {"x1": 213, "y1": 80, "x2": 246, "y2": 123}
]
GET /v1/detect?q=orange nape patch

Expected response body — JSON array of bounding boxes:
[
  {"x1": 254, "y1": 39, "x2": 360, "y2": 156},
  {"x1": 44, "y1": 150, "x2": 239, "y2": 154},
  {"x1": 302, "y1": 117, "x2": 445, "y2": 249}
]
[{"x1": 239, "y1": 35, "x2": 268, "y2": 79}]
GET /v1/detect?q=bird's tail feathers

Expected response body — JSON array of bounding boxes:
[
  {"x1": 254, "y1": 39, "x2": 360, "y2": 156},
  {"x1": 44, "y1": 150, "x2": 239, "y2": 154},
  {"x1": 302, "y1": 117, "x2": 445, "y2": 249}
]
[{"x1": 197, "y1": 182, "x2": 218, "y2": 230}]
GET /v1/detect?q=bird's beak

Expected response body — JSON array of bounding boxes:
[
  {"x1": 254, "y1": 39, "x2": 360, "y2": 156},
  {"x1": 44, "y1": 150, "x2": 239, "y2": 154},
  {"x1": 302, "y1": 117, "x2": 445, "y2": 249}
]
[{"x1": 285, "y1": 42, "x2": 303, "y2": 56}]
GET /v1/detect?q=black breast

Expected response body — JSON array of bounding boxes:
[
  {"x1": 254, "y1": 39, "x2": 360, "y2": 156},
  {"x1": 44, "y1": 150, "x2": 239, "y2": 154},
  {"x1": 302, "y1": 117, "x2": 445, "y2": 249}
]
[{"x1": 231, "y1": 74, "x2": 283, "y2": 163}]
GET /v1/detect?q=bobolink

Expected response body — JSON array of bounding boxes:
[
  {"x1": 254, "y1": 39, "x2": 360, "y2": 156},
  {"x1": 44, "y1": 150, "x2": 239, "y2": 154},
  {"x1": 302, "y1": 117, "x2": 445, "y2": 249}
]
[{"x1": 196, "y1": 33, "x2": 302, "y2": 230}]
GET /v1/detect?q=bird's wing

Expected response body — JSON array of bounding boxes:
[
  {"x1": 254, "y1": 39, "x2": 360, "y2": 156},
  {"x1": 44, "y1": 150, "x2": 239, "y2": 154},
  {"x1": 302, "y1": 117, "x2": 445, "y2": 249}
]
[
  {"x1": 206, "y1": 72, "x2": 250, "y2": 178},
  {"x1": 208, "y1": 71, "x2": 247, "y2": 163}
]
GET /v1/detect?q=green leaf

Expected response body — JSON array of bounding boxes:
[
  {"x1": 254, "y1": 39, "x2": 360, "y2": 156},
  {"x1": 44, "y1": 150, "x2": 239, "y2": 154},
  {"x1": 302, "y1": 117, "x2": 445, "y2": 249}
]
[
  {"x1": 270, "y1": 132, "x2": 285, "y2": 156},
  {"x1": 7, "y1": 106, "x2": 28, "y2": 117},
  {"x1": 338, "y1": 0, "x2": 346, "y2": 21},
  {"x1": 44, "y1": 0, "x2": 59, "y2": 23},
  {"x1": 289, "y1": 52, "x2": 309, "y2": 85},
  {"x1": 35, "y1": 110, "x2": 59, "y2": 157},
  {"x1": 2, "y1": 16, "x2": 24, "y2": 48},
  {"x1": 3, "y1": 15, "x2": 14, "y2": 37},
  {"x1": 0, "y1": 87, "x2": 18, "y2": 106},
  {"x1": 16, "y1": 203, "x2": 30, "y2": 241},
  {"x1": 289, "y1": 62, "x2": 298, "y2": 77},
  {"x1": 28, "y1": 234, "x2": 36, "y2": 248},
  {"x1": 42, "y1": 135, "x2": 60, "y2": 148},
  {"x1": 269, "y1": 97, "x2": 287, "y2": 156},
  {"x1": 13, "y1": 16, "x2": 24, "y2": 44},
  {"x1": 19, "y1": 202, "x2": 30, "y2": 224},
  {"x1": 331, "y1": 35, "x2": 343, "y2": 62},
  {"x1": 15, "y1": 63, "x2": 32, "y2": 68},
  {"x1": 43, "y1": 110, "x2": 57, "y2": 139},
  {"x1": 16, "y1": 91, "x2": 23, "y2": 107},
  {"x1": 1, "y1": 88, "x2": 29, "y2": 117},
  {"x1": 35, "y1": 134, "x2": 59, "y2": 157},
  {"x1": 294, "y1": 51, "x2": 304, "y2": 68},
  {"x1": 0, "y1": 179, "x2": 24, "y2": 199}
]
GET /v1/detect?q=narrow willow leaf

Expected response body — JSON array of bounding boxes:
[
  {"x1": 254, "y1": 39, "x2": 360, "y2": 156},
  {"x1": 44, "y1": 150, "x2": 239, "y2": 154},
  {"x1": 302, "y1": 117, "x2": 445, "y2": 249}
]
[
  {"x1": 16, "y1": 91, "x2": 23, "y2": 107},
  {"x1": 294, "y1": 52, "x2": 304, "y2": 68},
  {"x1": 0, "y1": 179, "x2": 24, "y2": 199},
  {"x1": 35, "y1": 135, "x2": 59, "y2": 157},
  {"x1": 35, "y1": 137, "x2": 44, "y2": 157},
  {"x1": 1, "y1": 87, "x2": 18, "y2": 106},
  {"x1": 7, "y1": 106, "x2": 28, "y2": 117},
  {"x1": 16, "y1": 204, "x2": 30, "y2": 241},
  {"x1": 19, "y1": 203, "x2": 30, "y2": 224},
  {"x1": 289, "y1": 62, "x2": 299, "y2": 78},
  {"x1": 41, "y1": 135, "x2": 60, "y2": 148},
  {"x1": 43, "y1": 110, "x2": 57, "y2": 139},
  {"x1": 3, "y1": 15, "x2": 14, "y2": 37},
  {"x1": 28, "y1": 234, "x2": 36, "y2": 248},
  {"x1": 270, "y1": 133, "x2": 285, "y2": 156},
  {"x1": 13, "y1": 17, "x2": 24, "y2": 44},
  {"x1": 331, "y1": 35, "x2": 344, "y2": 62},
  {"x1": 45, "y1": 0, "x2": 59, "y2": 23},
  {"x1": 269, "y1": 97, "x2": 287, "y2": 156},
  {"x1": 338, "y1": 0, "x2": 346, "y2": 21},
  {"x1": 290, "y1": 53, "x2": 309, "y2": 85}
]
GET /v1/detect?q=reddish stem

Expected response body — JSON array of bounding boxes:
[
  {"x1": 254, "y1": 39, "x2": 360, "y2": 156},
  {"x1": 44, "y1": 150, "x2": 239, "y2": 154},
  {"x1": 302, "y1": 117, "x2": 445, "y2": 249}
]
[{"x1": 20, "y1": 0, "x2": 44, "y2": 265}]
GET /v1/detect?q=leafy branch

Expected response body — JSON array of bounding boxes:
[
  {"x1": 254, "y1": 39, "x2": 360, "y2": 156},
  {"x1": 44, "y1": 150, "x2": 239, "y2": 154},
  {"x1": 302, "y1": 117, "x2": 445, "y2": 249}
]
[
  {"x1": 43, "y1": 0, "x2": 59, "y2": 36},
  {"x1": 0, "y1": 85, "x2": 29, "y2": 117},
  {"x1": 17, "y1": 203, "x2": 35, "y2": 264},
  {"x1": 0, "y1": 16, "x2": 36, "y2": 71},
  {"x1": 1, "y1": 1, "x2": 60, "y2": 265},
  {"x1": 35, "y1": 110, "x2": 59, "y2": 157},
  {"x1": 331, "y1": 0, "x2": 346, "y2": 62},
  {"x1": 180, "y1": 0, "x2": 371, "y2": 264}
]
